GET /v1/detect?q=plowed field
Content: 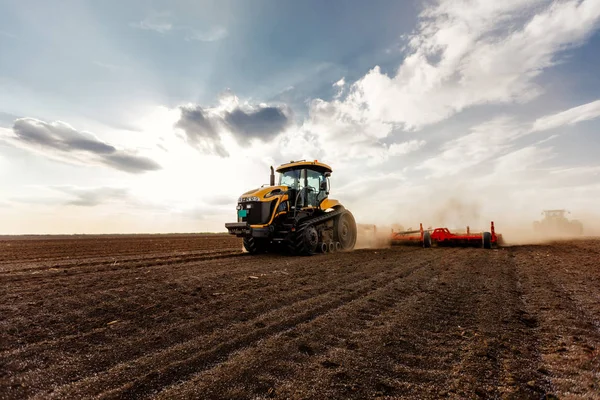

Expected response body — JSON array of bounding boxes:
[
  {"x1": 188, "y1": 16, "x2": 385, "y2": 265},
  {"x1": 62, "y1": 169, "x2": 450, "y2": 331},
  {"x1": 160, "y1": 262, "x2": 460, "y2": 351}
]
[{"x1": 1, "y1": 235, "x2": 599, "y2": 399}]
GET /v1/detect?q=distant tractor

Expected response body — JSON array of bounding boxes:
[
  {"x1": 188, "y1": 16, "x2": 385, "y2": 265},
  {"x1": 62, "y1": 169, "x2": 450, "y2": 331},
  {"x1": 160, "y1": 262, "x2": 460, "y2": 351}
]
[
  {"x1": 225, "y1": 160, "x2": 357, "y2": 255},
  {"x1": 533, "y1": 210, "x2": 583, "y2": 237}
]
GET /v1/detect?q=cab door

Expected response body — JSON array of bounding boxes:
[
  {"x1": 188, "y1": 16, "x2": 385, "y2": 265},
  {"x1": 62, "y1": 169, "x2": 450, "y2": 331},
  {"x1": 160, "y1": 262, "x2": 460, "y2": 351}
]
[{"x1": 306, "y1": 169, "x2": 325, "y2": 207}]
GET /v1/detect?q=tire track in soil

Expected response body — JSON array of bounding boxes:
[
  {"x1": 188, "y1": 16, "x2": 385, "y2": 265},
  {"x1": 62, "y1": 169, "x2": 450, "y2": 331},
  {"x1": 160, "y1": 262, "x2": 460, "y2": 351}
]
[
  {"x1": 514, "y1": 243, "x2": 600, "y2": 399},
  {"x1": 155, "y1": 248, "x2": 473, "y2": 399},
  {"x1": 33, "y1": 250, "x2": 443, "y2": 400},
  {"x1": 1, "y1": 247, "x2": 421, "y2": 398},
  {"x1": 154, "y1": 248, "x2": 550, "y2": 400},
  {"x1": 443, "y1": 249, "x2": 551, "y2": 399},
  {"x1": 0, "y1": 247, "x2": 241, "y2": 272},
  {"x1": 1, "y1": 249, "x2": 416, "y2": 359},
  {"x1": 0, "y1": 249, "x2": 243, "y2": 282},
  {"x1": 2, "y1": 249, "x2": 416, "y2": 357},
  {"x1": 0, "y1": 234, "x2": 242, "y2": 265},
  {"x1": 152, "y1": 249, "x2": 451, "y2": 400},
  {"x1": 2, "y1": 250, "x2": 279, "y2": 328}
]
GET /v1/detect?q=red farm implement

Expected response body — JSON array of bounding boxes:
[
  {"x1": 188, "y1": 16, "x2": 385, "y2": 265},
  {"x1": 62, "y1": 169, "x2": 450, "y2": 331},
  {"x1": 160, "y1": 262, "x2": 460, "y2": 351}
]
[
  {"x1": 391, "y1": 223, "x2": 430, "y2": 247},
  {"x1": 391, "y1": 222, "x2": 502, "y2": 249}
]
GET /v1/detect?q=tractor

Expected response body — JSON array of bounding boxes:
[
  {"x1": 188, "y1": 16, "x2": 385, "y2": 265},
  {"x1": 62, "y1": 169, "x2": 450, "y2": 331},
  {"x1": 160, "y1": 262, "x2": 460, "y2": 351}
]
[
  {"x1": 533, "y1": 209, "x2": 583, "y2": 237},
  {"x1": 225, "y1": 160, "x2": 357, "y2": 255}
]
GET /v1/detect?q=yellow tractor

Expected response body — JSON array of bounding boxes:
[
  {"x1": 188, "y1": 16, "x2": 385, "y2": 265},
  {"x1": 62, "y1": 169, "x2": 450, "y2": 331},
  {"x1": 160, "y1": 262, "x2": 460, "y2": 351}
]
[{"x1": 225, "y1": 160, "x2": 357, "y2": 255}]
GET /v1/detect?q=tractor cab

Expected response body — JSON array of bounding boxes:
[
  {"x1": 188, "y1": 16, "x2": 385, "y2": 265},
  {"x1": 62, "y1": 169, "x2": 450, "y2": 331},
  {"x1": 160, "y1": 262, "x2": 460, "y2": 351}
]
[
  {"x1": 275, "y1": 160, "x2": 331, "y2": 209},
  {"x1": 542, "y1": 209, "x2": 568, "y2": 219}
]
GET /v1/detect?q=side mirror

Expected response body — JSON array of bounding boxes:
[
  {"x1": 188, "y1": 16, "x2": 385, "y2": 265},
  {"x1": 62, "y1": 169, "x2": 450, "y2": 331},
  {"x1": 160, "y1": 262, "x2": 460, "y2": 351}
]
[{"x1": 320, "y1": 180, "x2": 328, "y2": 191}]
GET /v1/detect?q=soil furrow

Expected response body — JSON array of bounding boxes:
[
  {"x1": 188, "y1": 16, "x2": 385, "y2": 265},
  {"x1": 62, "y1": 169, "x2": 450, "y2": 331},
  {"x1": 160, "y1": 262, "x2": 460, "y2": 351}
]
[
  {"x1": 514, "y1": 243, "x2": 600, "y2": 399},
  {"x1": 153, "y1": 249, "x2": 452, "y2": 399},
  {"x1": 38, "y1": 251, "x2": 440, "y2": 399},
  {"x1": 2, "y1": 235, "x2": 598, "y2": 399}
]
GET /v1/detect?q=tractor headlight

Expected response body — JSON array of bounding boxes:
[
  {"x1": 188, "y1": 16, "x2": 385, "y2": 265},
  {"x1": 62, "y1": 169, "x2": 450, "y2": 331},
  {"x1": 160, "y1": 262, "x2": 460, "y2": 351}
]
[{"x1": 241, "y1": 196, "x2": 260, "y2": 202}]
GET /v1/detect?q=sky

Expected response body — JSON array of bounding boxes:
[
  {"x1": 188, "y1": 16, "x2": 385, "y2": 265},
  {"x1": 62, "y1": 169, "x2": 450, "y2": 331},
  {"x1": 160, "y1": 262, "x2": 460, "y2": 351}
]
[{"x1": 1, "y1": 0, "x2": 600, "y2": 234}]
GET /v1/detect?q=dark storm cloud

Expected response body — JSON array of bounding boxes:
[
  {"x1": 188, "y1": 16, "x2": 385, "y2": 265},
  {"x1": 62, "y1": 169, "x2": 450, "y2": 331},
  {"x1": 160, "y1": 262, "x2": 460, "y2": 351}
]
[
  {"x1": 223, "y1": 106, "x2": 290, "y2": 142},
  {"x1": 175, "y1": 103, "x2": 291, "y2": 157},
  {"x1": 175, "y1": 105, "x2": 228, "y2": 156},
  {"x1": 7, "y1": 118, "x2": 160, "y2": 173},
  {"x1": 176, "y1": 106, "x2": 217, "y2": 138},
  {"x1": 175, "y1": 106, "x2": 229, "y2": 157}
]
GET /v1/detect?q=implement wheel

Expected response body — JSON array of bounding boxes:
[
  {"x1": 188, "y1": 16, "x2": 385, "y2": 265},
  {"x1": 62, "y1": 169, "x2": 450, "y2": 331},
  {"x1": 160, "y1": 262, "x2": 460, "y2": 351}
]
[
  {"x1": 482, "y1": 232, "x2": 492, "y2": 249},
  {"x1": 243, "y1": 237, "x2": 269, "y2": 254},
  {"x1": 335, "y1": 210, "x2": 357, "y2": 251},
  {"x1": 423, "y1": 231, "x2": 432, "y2": 248}
]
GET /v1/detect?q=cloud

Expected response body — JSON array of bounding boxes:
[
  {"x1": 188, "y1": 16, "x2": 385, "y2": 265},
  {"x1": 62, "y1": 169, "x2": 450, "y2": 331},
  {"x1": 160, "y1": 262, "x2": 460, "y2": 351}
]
[
  {"x1": 130, "y1": 12, "x2": 227, "y2": 42},
  {"x1": 419, "y1": 117, "x2": 526, "y2": 177},
  {"x1": 55, "y1": 186, "x2": 129, "y2": 207},
  {"x1": 268, "y1": 0, "x2": 600, "y2": 176},
  {"x1": 531, "y1": 99, "x2": 600, "y2": 132},
  {"x1": 223, "y1": 106, "x2": 290, "y2": 141},
  {"x1": 389, "y1": 140, "x2": 426, "y2": 156},
  {"x1": 333, "y1": 78, "x2": 345, "y2": 88},
  {"x1": 2, "y1": 118, "x2": 160, "y2": 173},
  {"x1": 129, "y1": 12, "x2": 173, "y2": 33},
  {"x1": 175, "y1": 94, "x2": 291, "y2": 157},
  {"x1": 414, "y1": 96, "x2": 600, "y2": 181},
  {"x1": 301, "y1": 0, "x2": 600, "y2": 143},
  {"x1": 175, "y1": 105, "x2": 227, "y2": 157}
]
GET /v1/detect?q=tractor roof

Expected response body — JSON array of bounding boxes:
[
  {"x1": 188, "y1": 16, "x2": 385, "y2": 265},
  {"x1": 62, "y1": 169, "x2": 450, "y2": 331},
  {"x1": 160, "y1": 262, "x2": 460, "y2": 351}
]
[{"x1": 276, "y1": 160, "x2": 332, "y2": 174}]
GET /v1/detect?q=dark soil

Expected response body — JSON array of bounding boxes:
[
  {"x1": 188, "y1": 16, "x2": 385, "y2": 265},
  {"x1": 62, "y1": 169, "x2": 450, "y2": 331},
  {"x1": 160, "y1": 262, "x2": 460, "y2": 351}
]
[{"x1": 1, "y1": 235, "x2": 599, "y2": 399}]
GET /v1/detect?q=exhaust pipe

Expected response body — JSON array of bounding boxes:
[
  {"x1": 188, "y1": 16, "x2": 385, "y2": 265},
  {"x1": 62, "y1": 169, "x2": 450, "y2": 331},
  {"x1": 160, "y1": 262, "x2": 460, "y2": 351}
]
[
  {"x1": 328, "y1": 242, "x2": 335, "y2": 253},
  {"x1": 321, "y1": 242, "x2": 328, "y2": 253},
  {"x1": 269, "y1": 166, "x2": 275, "y2": 186},
  {"x1": 335, "y1": 242, "x2": 341, "y2": 252}
]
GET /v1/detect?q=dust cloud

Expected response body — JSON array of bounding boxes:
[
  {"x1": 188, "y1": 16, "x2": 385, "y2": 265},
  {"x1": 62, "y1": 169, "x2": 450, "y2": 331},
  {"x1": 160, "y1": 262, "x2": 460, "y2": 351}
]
[
  {"x1": 355, "y1": 224, "x2": 393, "y2": 249},
  {"x1": 352, "y1": 196, "x2": 600, "y2": 247}
]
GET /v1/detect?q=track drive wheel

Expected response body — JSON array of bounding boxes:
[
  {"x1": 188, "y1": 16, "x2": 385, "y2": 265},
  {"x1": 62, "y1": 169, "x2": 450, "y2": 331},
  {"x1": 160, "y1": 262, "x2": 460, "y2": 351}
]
[
  {"x1": 335, "y1": 210, "x2": 357, "y2": 251},
  {"x1": 294, "y1": 224, "x2": 319, "y2": 256},
  {"x1": 482, "y1": 232, "x2": 492, "y2": 249},
  {"x1": 243, "y1": 237, "x2": 269, "y2": 254}
]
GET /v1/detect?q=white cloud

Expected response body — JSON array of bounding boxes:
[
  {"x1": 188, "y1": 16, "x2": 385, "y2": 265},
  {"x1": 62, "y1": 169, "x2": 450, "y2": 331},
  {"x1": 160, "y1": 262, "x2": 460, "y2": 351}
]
[
  {"x1": 130, "y1": 12, "x2": 173, "y2": 33},
  {"x1": 531, "y1": 99, "x2": 600, "y2": 132},
  {"x1": 389, "y1": 140, "x2": 426, "y2": 156},
  {"x1": 312, "y1": 0, "x2": 600, "y2": 134},
  {"x1": 419, "y1": 117, "x2": 525, "y2": 177},
  {"x1": 333, "y1": 78, "x2": 345, "y2": 87},
  {"x1": 418, "y1": 97, "x2": 600, "y2": 179},
  {"x1": 276, "y1": 0, "x2": 600, "y2": 187}
]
